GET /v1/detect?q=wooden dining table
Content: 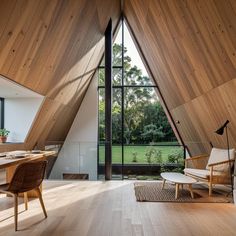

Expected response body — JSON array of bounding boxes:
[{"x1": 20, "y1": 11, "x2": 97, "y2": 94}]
[{"x1": 0, "y1": 150, "x2": 56, "y2": 197}]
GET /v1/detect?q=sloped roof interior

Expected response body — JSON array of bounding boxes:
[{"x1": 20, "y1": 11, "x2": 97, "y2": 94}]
[
  {"x1": 124, "y1": 0, "x2": 236, "y2": 155},
  {"x1": 0, "y1": 0, "x2": 235, "y2": 156},
  {"x1": 0, "y1": 0, "x2": 120, "y2": 151}
]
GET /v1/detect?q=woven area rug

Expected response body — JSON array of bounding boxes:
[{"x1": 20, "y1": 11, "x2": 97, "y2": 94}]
[{"x1": 134, "y1": 182, "x2": 232, "y2": 203}]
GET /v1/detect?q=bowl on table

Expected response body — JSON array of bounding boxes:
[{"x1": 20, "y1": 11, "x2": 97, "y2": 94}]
[
  {"x1": 14, "y1": 154, "x2": 28, "y2": 158},
  {"x1": 31, "y1": 150, "x2": 42, "y2": 154}
]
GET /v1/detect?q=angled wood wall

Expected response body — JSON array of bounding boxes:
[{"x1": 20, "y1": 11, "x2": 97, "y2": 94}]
[
  {"x1": 0, "y1": 0, "x2": 120, "y2": 151},
  {"x1": 124, "y1": 0, "x2": 236, "y2": 155}
]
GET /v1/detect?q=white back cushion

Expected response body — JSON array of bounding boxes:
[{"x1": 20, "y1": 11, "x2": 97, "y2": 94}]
[{"x1": 206, "y1": 148, "x2": 235, "y2": 172}]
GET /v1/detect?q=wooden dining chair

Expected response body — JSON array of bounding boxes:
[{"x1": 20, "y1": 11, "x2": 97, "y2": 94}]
[{"x1": 0, "y1": 160, "x2": 48, "y2": 231}]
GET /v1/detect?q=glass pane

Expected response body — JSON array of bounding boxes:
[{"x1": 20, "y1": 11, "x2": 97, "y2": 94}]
[
  {"x1": 123, "y1": 87, "x2": 176, "y2": 145},
  {"x1": 123, "y1": 145, "x2": 184, "y2": 164},
  {"x1": 112, "y1": 88, "x2": 122, "y2": 143},
  {"x1": 98, "y1": 143, "x2": 105, "y2": 180},
  {"x1": 123, "y1": 22, "x2": 154, "y2": 85},
  {"x1": 112, "y1": 88, "x2": 122, "y2": 179},
  {"x1": 98, "y1": 68, "x2": 105, "y2": 86},
  {"x1": 123, "y1": 145, "x2": 184, "y2": 180},
  {"x1": 124, "y1": 69, "x2": 154, "y2": 86},
  {"x1": 123, "y1": 87, "x2": 179, "y2": 179},
  {"x1": 112, "y1": 145, "x2": 122, "y2": 179},
  {"x1": 113, "y1": 68, "x2": 122, "y2": 86}
]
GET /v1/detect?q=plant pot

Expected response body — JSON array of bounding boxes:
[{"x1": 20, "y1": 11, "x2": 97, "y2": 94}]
[{"x1": 0, "y1": 136, "x2": 7, "y2": 143}]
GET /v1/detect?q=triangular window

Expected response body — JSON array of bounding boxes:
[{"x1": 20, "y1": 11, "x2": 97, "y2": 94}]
[{"x1": 98, "y1": 19, "x2": 182, "y2": 180}]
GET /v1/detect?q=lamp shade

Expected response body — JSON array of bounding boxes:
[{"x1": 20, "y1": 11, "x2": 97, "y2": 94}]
[
  {"x1": 215, "y1": 120, "x2": 229, "y2": 135},
  {"x1": 215, "y1": 127, "x2": 224, "y2": 135}
]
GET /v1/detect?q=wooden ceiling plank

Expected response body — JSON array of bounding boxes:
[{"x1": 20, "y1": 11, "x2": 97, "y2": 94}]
[
  {"x1": 0, "y1": 0, "x2": 121, "y2": 150},
  {"x1": 125, "y1": 0, "x2": 236, "y2": 155}
]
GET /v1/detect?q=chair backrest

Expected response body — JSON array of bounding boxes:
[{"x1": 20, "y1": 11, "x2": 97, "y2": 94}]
[
  {"x1": 206, "y1": 148, "x2": 235, "y2": 172},
  {"x1": 7, "y1": 161, "x2": 47, "y2": 193}
]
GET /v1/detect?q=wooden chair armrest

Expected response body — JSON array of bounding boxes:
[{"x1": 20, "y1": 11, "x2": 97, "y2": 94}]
[
  {"x1": 208, "y1": 159, "x2": 235, "y2": 167},
  {"x1": 185, "y1": 154, "x2": 209, "y2": 169},
  {"x1": 185, "y1": 154, "x2": 209, "y2": 162}
]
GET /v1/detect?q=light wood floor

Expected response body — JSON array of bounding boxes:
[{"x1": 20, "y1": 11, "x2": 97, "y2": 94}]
[{"x1": 0, "y1": 180, "x2": 236, "y2": 236}]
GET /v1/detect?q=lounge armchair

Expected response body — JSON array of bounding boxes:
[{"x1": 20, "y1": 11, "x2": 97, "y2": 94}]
[{"x1": 184, "y1": 148, "x2": 235, "y2": 196}]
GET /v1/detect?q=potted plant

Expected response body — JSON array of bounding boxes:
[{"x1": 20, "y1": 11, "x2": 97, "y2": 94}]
[{"x1": 0, "y1": 128, "x2": 10, "y2": 143}]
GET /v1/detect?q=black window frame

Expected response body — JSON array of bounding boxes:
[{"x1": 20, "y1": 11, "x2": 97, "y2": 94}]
[
  {"x1": 97, "y1": 17, "x2": 186, "y2": 180},
  {"x1": 0, "y1": 97, "x2": 4, "y2": 129}
]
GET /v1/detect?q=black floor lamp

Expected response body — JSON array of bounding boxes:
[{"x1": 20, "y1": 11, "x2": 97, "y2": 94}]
[{"x1": 215, "y1": 120, "x2": 234, "y2": 195}]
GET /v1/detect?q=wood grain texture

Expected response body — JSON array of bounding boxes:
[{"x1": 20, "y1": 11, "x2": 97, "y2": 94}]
[
  {"x1": 124, "y1": 0, "x2": 236, "y2": 155},
  {"x1": 0, "y1": 0, "x2": 120, "y2": 151},
  {"x1": 0, "y1": 151, "x2": 56, "y2": 169},
  {"x1": 0, "y1": 180, "x2": 236, "y2": 235}
]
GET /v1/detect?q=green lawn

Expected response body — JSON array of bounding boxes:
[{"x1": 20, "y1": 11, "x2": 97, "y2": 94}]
[{"x1": 99, "y1": 144, "x2": 183, "y2": 164}]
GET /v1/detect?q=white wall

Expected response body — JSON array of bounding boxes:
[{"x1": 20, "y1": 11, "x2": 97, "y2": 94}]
[
  {"x1": 50, "y1": 77, "x2": 98, "y2": 180},
  {"x1": 5, "y1": 98, "x2": 43, "y2": 142}
]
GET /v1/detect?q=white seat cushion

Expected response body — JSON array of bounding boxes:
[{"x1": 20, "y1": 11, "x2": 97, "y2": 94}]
[
  {"x1": 184, "y1": 168, "x2": 225, "y2": 179},
  {"x1": 206, "y1": 148, "x2": 235, "y2": 172}
]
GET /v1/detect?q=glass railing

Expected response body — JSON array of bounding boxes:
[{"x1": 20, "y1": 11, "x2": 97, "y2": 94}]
[{"x1": 49, "y1": 142, "x2": 97, "y2": 181}]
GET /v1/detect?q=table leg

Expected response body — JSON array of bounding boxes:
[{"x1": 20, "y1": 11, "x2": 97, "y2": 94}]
[
  {"x1": 24, "y1": 192, "x2": 28, "y2": 210},
  {"x1": 175, "y1": 184, "x2": 179, "y2": 199},
  {"x1": 188, "y1": 184, "x2": 194, "y2": 199},
  {"x1": 162, "y1": 179, "x2": 166, "y2": 190}
]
